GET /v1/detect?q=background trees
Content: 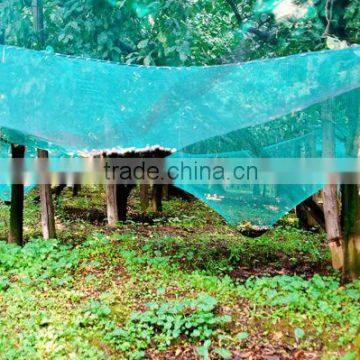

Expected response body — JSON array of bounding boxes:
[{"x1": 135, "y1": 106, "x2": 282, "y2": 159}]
[{"x1": 1, "y1": 0, "x2": 359, "y2": 65}]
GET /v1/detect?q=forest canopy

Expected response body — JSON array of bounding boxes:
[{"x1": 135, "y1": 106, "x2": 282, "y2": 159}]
[{"x1": 1, "y1": 0, "x2": 359, "y2": 65}]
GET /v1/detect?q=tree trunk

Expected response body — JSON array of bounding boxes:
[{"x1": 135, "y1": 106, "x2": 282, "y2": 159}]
[
  {"x1": 8, "y1": 145, "x2": 25, "y2": 246},
  {"x1": 225, "y1": 0, "x2": 242, "y2": 25},
  {"x1": 38, "y1": 149, "x2": 56, "y2": 240},
  {"x1": 340, "y1": 89, "x2": 360, "y2": 282},
  {"x1": 32, "y1": 0, "x2": 44, "y2": 46},
  {"x1": 341, "y1": 184, "x2": 360, "y2": 281},
  {"x1": 0, "y1": 22, "x2": 4, "y2": 45},
  {"x1": 322, "y1": 101, "x2": 343, "y2": 269},
  {"x1": 152, "y1": 184, "x2": 163, "y2": 212}
]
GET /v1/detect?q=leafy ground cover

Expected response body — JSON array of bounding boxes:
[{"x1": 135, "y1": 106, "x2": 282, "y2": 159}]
[{"x1": 0, "y1": 186, "x2": 359, "y2": 359}]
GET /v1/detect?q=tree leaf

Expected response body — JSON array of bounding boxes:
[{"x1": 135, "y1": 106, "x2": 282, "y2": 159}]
[{"x1": 214, "y1": 348, "x2": 232, "y2": 359}]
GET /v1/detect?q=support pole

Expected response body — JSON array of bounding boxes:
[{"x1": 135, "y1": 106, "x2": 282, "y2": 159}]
[
  {"x1": 296, "y1": 202, "x2": 313, "y2": 230},
  {"x1": 322, "y1": 101, "x2": 343, "y2": 269},
  {"x1": 106, "y1": 183, "x2": 118, "y2": 226},
  {"x1": 8, "y1": 145, "x2": 25, "y2": 246},
  {"x1": 38, "y1": 149, "x2": 56, "y2": 239},
  {"x1": 117, "y1": 184, "x2": 134, "y2": 221},
  {"x1": 106, "y1": 183, "x2": 133, "y2": 224},
  {"x1": 151, "y1": 184, "x2": 163, "y2": 212},
  {"x1": 163, "y1": 184, "x2": 169, "y2": 201},
  {"x1": 296, "y1": 142, "x2": 324, "y2": 231},
  {"x1": 72, "y1": 184, "x2": 81, "y2": 197},
  {"x1": 323, "y1": 185, "x2": 343, "y2": 268},
  {"x1": 299, "y1": 197, "x2": 325, "y2": 230},
  {"x1": 105, "y1": 154, "x2": 119, "y2": 226},
  {"x1": 71, "y1": 172, "x2": 82, "y2": 197},
  {"x1": 140, "y1": 184, "x2": 149, "y2": 211}
]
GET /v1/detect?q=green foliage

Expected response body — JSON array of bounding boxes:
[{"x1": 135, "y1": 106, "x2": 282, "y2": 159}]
[
  {"x1": 1, "y1": 0, "x2": 359, "y2": 65},
  {"x1": 241, "y1": 274, "x2": 360, "y2": 346},
  {"x1": 344, "y1": 0, "x2": 360, "y2": 43},
  {"x1": 0, "y1": 188, "x2": 358, "y2": 358},
  {"x1": 236, "y1": 331, "x2": 249, "y2": 341},
  {"x1": 136, "y1": 226, "x2": 329, "y2": 276},
  {"x1": 0, "y1": 238, "x2": 79, "y2": 287},
  {"x1": 0, "y1": 0, "x2": 239, "y2": 65},
  {"x1": 294, "y1": 327, "x2": 305, "y2": 342},
  {"x1": 104, "y1": 294, "x2": 230, "y2": 355},
  {"x1": 214, "y1": 347, "x2": 232, "y2": 359}
]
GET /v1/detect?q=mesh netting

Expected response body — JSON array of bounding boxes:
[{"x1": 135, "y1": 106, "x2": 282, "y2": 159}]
[{"x1": 0, "y1": 44, "x2": 359, "y2": 225}]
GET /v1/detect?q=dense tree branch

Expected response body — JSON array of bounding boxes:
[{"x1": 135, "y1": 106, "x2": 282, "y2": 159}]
[
  {"x1": 225, "y1": 0, "x2": 242, "y2": 25},
  {"x1": 224, "y1": 0, "x2": 273, "y2": 41},
  {"x1": 116, "y1": 39, "x2": 135, "y2": 55}
]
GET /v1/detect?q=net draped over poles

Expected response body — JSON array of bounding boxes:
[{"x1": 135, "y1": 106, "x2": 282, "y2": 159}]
[{"x1": 0, "y1": 44, "x2": 359, "y2": 226}]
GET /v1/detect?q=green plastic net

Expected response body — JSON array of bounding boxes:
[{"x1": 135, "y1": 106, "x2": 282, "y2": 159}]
[{"x1": 0, "y1": 44, "x2": 359, "y2": 225}]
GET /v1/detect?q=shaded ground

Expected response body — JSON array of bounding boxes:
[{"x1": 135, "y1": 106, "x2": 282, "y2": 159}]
[{"x1": 0, "y1": 186, "x2": 359, "y2": 359}]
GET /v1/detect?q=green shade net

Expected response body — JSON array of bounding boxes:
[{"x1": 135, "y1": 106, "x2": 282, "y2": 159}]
[{"x1": 0, "y1": 44, "x2": 359, "y2": 226}]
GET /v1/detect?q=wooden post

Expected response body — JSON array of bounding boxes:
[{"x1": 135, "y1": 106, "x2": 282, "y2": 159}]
[
  {"x1": 296, "y1": 143, "x2": 322, "y2": 230},
  {"x1": 298, "y1": 197, "x2": 325, "y2": 230},
  {"x1": 151, "y1": 184, "x2": 163, "y2": 212},
  {"x1": 32, "y1": 0, "x2": 45, "y2": 46},
  {"x1": 106, "y1": 183, "x2": 118, "y2": 226},
  {"x1": 104, "y1": 153, "x2": 118, "y2": 226},
  {"x1": 295, "y1": 145, "x2": 313, "y2": 232},
  {"x1": 323, "y1": 185, "x2": 343, "y2": 268},
  {"x1": 163, "y1": 184, "x2": 169, "y2": 201},
  {"x1": 322, "y1": 101, "x2": 343, "y2": 269},
  {"x1": 38, "y1": 149, "x2": 56, "y2": 239},
  {"x1": 140, "y1": 184, "x2": 149, "y2": 211},
  {"x1": 296, "y1": 202, "x2": 312, "y2": 230},
  {"x1": 117, "y1": 184, "x2": 133, "y2": 221},
  {"x1": 72, "y1": 172, "x2": 82, "y2": 196},
  {"x1": 72, "y1": 184, "x2": 81, "y2": 197},
  {"x1": 53, "y1": 184, "x2": 66, "y2": 198},
  {"x1": 106, "y1": 183, "x2": 133, "y2": 224},
  {"x1": 8, "y1": 145, "x2": 25, "y2": 246}
]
